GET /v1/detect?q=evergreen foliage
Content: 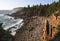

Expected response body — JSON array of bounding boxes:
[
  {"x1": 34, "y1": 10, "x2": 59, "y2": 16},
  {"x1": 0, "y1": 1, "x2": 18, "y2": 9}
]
[{"x1": 21, "y1": 1, "x2": 60, "y2": 16}]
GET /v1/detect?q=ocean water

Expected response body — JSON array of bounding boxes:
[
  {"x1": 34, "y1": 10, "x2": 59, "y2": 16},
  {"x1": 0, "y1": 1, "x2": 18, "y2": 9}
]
[
  {"x1": 0, "y1": 10, "x2": 12, "y2": 14},
  {"x1": 0, "y1": 14, "x2": 24, "y2": 36}
]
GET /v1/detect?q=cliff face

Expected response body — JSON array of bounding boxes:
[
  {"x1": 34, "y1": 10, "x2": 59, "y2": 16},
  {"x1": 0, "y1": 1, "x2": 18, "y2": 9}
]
[
  {"x1": 10, "y1": 8, "x2": 60, "y2": 41},
  {"x1": 50, "y1": 14, "x2": 58, "y2": 38},
  {"x1": 15, "y1": 16, "x2": 46, "y2": 41},
  {"x1": 14, "y1": 15, "x2": 59, "y2": 41}
]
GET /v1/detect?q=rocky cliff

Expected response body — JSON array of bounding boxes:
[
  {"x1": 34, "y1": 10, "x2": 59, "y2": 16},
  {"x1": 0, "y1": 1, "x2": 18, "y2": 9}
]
[
  {"x1": 9, "y1": 10, "x2": 60, "y2": 41},
  {"x1": 10, "y1": 7, "x2": 60, "y2": 41},
  {"x1": 14, "y1": 14, "x2": 60, "y2": 41}
]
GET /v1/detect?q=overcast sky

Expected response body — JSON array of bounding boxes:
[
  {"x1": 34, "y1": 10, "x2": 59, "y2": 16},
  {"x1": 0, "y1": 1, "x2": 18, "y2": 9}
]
[{"x1": 0, "y1": 0, "x2": 59, "y2": 10}]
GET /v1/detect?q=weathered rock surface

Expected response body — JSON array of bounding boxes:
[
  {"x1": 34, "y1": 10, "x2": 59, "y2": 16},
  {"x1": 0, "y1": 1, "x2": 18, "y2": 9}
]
[{"x1": 15, "y1": 16, "x2": 46, "y2": 41}]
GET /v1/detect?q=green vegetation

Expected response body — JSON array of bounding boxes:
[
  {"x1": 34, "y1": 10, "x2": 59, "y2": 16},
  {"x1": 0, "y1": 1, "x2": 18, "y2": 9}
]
[{"x1": 21, "y1": 1, "x2": 60, "y2": 16}]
